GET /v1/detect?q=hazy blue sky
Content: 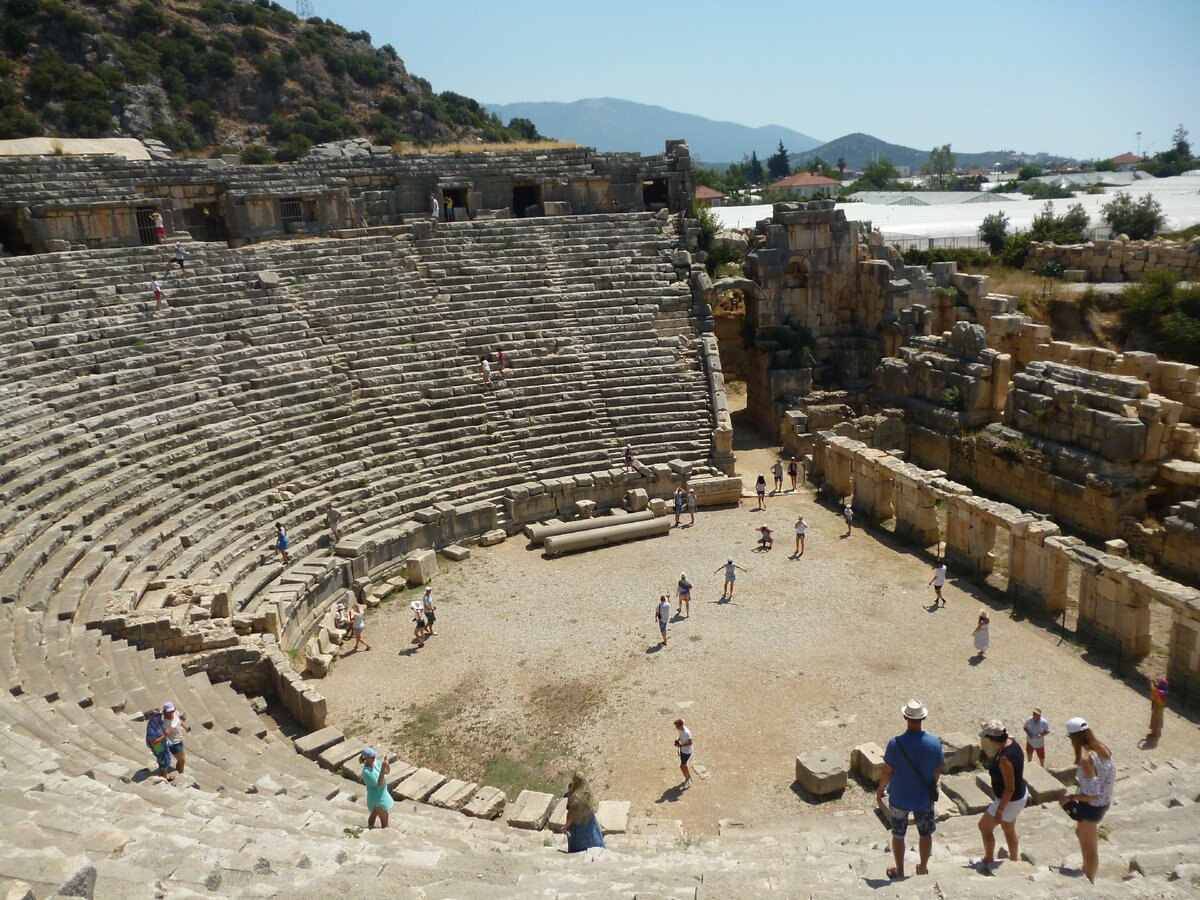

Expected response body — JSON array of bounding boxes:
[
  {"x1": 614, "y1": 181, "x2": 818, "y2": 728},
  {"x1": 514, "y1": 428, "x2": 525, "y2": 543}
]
[{"x1": 324, "y1": 0, "x2": 1199, "y2": 158}]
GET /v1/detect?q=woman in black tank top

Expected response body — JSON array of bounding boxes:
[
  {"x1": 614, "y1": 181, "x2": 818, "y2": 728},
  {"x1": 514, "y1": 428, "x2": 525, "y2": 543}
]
[{"x1": 975, "y1": 721, "x2": 1028, "y2": 874}]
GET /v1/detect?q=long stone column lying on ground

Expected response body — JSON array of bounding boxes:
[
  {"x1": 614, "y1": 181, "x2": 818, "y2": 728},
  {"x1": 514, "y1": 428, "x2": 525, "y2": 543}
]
[
  {"x1": 525, "y1": 510, "x2": 655, "y2": 545},
  {"x1": 543, "y1": 516, "x2": 671, "y2": 557}
]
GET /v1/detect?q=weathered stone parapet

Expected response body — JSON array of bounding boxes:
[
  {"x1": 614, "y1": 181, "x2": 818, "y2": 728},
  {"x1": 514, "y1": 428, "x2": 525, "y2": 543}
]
[
  {"x1": 1026, "y1": 236, "x2": 1200, "y2": 283},
  {"x1": 700, "y1": 334, "x2": 735, "y2": 474},
  {"x1": 1008, "y1": 522, "x2": 1073, "y2": 613}
]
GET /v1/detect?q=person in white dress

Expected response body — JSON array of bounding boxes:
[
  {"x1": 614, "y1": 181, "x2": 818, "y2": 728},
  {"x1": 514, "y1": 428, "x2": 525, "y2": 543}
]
[{"x1": 972, "y1": 611, "x2": 990, "y2": 658}]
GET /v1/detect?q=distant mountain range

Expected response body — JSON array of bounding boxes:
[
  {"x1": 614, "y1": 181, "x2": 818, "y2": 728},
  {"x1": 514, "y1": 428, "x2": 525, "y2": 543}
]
[
  {"x1": 792, "y1": 133, "x2": 1019, "y2": 173},
  {"x1": 485, "y1": 98, "x2": 821, "y2": 162}
]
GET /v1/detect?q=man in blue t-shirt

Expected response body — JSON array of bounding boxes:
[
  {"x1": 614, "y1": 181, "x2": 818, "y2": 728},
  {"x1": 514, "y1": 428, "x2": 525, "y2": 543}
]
[{"x1": 876, "y1": 699, "x2": 944, "y2": 880}]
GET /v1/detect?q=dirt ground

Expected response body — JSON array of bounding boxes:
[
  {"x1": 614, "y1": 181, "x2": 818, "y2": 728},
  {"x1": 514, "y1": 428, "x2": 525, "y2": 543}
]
[{"x1": 321, "y1": 387, "x2": 1200, "y2": 836}]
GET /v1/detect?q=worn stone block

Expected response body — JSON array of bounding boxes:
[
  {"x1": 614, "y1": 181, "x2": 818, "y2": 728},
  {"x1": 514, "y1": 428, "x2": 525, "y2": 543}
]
[
  {"x1": 596, "y1": 799, "x2": 630, "y2": 834},
  {"x1": 941, "y1": 772, "x2": 992, "y2": 814},
  {"x1": 506, "y1": 789, "x2": 556, "y2": 830},
  {"x1": 440, "y1": 544, "x2": 470, "y2": 562},
  {"x1": 479, "y1": 529, "x2": 506, "y2": 547},
  {"x1": 293, "y1": 727, "x2": 344, "y2": 759},
  {"x1": 795, "y1": 749, "x2": 847, "y2": 796},
  {"x1": 940, "y1": 732, "x2": 979, "y2": 772},
  {"x1": 405, "y1": 549, "x2": 437, "y2": 585},
  {"x1": 851, "y1": 742, "x2": 886, "y2": 783},
  {"x1": 394, "y1": 767, "x2": 446, "y2": 802},
  {"x1": 463, "y1": 786, "x2": 507, "y2": 819},
  {"x1": 1023, "y1": 762, "x2": 1068, "y2": 804},
  {"x1": 624, "y1": 488, "x2": 649, "y2": 512},
  {"x1": 427, "y1": 778, "x2": 479, "y2": 811}
]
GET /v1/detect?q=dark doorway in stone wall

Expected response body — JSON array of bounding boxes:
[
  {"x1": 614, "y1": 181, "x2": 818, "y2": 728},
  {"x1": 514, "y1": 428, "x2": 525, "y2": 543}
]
[
  {"x1": 181, "y1": 205, "x2": 229, "y2": 243},
  {"x1": 512, "y1": 183, "x2": 542, "y2": 217},
  {"x1": 642, "y1": 178, "x2": 669, "y2": 210},
  {"x1": 135, "y1": 207, "x2": 160, "y2": 245},
  {"x1": 442, "y1": 187, "x2": 468, "y2": 221},
  {"x1": 0, "y1": 212, "x2": 32, "y2": 255}
]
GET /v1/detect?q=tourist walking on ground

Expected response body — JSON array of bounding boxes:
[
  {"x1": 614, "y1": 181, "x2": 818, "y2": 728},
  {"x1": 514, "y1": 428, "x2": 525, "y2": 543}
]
[
  {"x1": 422, "y1": 586, "x2": 437, "y2": 637},
  {"x1": 1060, "y1": 717, "x2": 1116, "y2": 884},
  {"x1": 480, "y1": 355, "x2": 493, "y2": 387},
  {"x1": 171, "y1": 243, "x2": 186, "y2": 275},
  {"x1": 793, "y1": 514, "x2": 807, "y2": 558},
  {"x1": 973, "y1": 720, "x2": 1028, "y2": 875},
  {"x1": 161, "y1": 701, "x2": 191, "y2": 777},
  {"x1": 151, "y1": 276, "x2": 164, "y2": 312},
  {"x1": 151, "y1": 210, "x2": 166, "y2": 243},
  {"x1": 655, "y1": 594, "x2": 672, "y2": 646},
  {"x1": 429, "y1": 194, "x2": 439, "y2": 221},
  {"x1": 756, "y1": 523, "x2": 774, "y2": 551},
  {"x1": 771, "y1": 459, "x2": 784, "y2": 494},
  {"x1": 326, "y1": 501, "x2": 341, "y2": 543},
  {"x1": 755, "y1": 474, "x2": 767, "y2": 510},
  {"x1": 973, "y1": 611, "x2": 990, "y2": 658},
  {"x1": 843, "y1": 503, "x2": 854, "y2": 536},
  {"x1": 788, "y1": 458, "x2": 799, "y2": 491},
  {"x1": 564, "y1": 771, "x2": 606, "y2": 852},
  {"x1": 1147, "y1": 676, "x2": 1168, "y2": 739},
  {"x1": 274, "y1": 522, "x2": 289, "y2": 564},
  {"x1": 350, "y1": 603, "x2": 371, "y2": 652},
  {"x1": 876, "y1": 699, "x2": 944, "y2": 880},
  {"x1": 713, "y1": 556, "x2": 746, "y2": 601},
  {"x1": 411, "y1": 600, "x2": 426, "y2": 649},
  {"x1": 673, "y1": 486, "x2": 685, "y2": 526},
  {"x1": 686, "y1": 488, "x2": 697, "y2": 526},
  {"x1": 929, "y1": 560, "x2": 947, "y2": 607},
  {"x1": 676, "y1": 572, "x2": 692, "y2": 617},
  {"x1": 673, "y1": 719, "x2": 694, "y2": 789},
  {"x1": 145, "y1": 707, "x2": 174, "y2": 781},
  {"x1": 1024, "y1": 708, "x2": 1050, "y2": 766},
  {"x1": 359, "y1": 748, "x2": 393, "y2": 828}
]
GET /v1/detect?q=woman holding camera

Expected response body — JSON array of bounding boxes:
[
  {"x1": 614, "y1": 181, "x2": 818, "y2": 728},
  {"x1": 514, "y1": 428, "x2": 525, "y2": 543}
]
[{"x1": 1060, "y1": 717, "x2": 1115, "y2": 883}]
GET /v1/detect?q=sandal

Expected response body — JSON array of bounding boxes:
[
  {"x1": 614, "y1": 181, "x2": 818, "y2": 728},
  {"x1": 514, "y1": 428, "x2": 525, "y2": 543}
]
[{"x1": 886, "y1": 867, "x2": 904, "y2": 880}]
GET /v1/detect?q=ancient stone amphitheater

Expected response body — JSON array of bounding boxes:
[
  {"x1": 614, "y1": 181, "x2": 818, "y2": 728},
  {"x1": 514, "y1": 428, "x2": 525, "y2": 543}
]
[{"x1": 0, "y1": 143, "x2": 1197, "y2": 898}]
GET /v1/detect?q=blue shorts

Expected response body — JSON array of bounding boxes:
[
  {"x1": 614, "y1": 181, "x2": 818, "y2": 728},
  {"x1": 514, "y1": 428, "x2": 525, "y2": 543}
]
[
  {"x1": 658, "y1": 621, "x2": 668, "y2": 635},
  {"x1": 890, "y1": 805, "x2": 936, "y2": 838},
  {"x1": 679, "y1": 751, "x2": 692, "y2": 765},
  {"x1": 168, "y1": 741, "x2": 184, "y2": 756}
]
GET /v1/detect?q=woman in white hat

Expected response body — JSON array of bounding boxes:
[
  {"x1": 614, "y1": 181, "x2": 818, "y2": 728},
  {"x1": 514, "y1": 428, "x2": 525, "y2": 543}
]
[
  {"x1": 412, "y1": 600, "x2": 427, "y2": 649},
  {"x1": 972, "y1": 610, "x2": 990, "y2": 658},
  {"x1": 973, "y1": 720, "x2": 1027, "y2": 874},
  {"x1": 1060, "y1": 717, "x2": 1115, "y2": 883}
]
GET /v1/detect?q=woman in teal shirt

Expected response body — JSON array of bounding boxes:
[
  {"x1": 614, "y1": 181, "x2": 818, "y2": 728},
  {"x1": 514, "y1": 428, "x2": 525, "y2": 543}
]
[{"x1": 359, "y1": 747, "x2": 393, "y2": 828}]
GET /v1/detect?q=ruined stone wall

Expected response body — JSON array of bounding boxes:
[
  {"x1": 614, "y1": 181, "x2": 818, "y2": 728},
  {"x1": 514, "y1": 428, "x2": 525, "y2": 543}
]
[
  {"x1": 811, "y1": 432, "x2": 1200, "y2": 704},
  {"x1": 0, "y1": 142, "x2": 695, "y2": 252},
  {"x1": 988, "y1": 313, "x2": 1200, "y2": 425},
  {"x1": 1026, "y1": 236, "x2": 1200, "y2": 282}
]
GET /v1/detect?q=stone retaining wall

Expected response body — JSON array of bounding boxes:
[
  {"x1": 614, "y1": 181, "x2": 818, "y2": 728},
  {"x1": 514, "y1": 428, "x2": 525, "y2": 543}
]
[
  {"x1": 1025, "y1": 236, "x2": 1200, "y2": 282},
  {"x1": 812, "y1": 432, "x2": 1200, "y2": 701}
]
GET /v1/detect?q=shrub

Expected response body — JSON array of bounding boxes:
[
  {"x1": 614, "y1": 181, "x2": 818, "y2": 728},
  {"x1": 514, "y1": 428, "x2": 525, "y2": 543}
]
[
  {"x1": 978, "y1": 211, "x2": 1009, "y2": 253},
  {"x1": 1122, "y1": 272, "x2": 1200, "y2": 363},
  {"x1": 1037, "y1": 260, "x2": 1064, "y2": 279},
  {"x1": 1100, "y1": 192, "x2": 1164, "y2": 240},
  {"x1": 901, "y1": 247, "x2": 994, "y2": 270},
  {"x1": 126, "y1": 1, "x2": 166, "y2": 35},
  {"x1": 273, "y1": 132, "x2": 313, "y2": 162},
  {"x1": 941, "y1": 386, "x2": 965, "y2": 411},
  {"x1": 1124, "y1": 269, "x2": 1180, "y2": 325},
  {"x1": 240, "y1": 143, "x2": 273, "y2": 164},
  {"x1": 999, "y1": 232, "x2": 1033, "y2": 269},
  {"x1": 705, "y1": 244, "x2": 744, "y2": 278}
]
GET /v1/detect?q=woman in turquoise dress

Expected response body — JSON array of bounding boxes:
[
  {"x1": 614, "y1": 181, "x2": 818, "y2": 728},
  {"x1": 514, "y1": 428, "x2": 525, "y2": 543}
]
[
  {"x1": 359, "y1": 747, "x2": 393, "y2": 828},
  {"x1": 564, "y1": 771, "x2": 605, "y2": 853}
]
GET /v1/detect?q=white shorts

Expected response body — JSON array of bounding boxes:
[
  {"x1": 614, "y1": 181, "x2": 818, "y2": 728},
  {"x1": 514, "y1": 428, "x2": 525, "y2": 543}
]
[{"x1": 985, "y1": 792, "x2": 1027, "y2": 822}]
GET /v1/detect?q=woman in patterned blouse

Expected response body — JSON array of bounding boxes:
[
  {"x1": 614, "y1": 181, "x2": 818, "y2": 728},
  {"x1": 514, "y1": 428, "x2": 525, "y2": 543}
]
[{"x1": 1060, "y1": 716, "x2": 1116, "y2": 883}]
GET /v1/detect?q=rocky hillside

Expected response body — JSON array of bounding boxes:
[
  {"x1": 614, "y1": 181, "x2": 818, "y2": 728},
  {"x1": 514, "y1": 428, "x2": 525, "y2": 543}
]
[{"x1": 0, "y1": 0, "x2": 542, "y2": 159}]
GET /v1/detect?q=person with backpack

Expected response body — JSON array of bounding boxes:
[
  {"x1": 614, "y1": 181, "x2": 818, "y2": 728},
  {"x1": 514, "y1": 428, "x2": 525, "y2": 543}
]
[{"x1": 875, "y1": 699, "x2": 944, "y2": 880}]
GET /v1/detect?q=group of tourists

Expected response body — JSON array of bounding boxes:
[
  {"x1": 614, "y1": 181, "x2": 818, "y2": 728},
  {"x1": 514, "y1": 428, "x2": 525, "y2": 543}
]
[
  {"x1": 144, "y1": 701, "x2": 191, "y2": 783},
  {"x1": 878, "y1": 699, "x2": 1115, "y2": 883}
]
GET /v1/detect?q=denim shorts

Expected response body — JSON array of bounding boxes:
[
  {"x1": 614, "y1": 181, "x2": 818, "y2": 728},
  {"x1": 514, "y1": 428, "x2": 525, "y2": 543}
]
[{"x1": 890, "y1": 805, "x2": 936, "y2": 838}]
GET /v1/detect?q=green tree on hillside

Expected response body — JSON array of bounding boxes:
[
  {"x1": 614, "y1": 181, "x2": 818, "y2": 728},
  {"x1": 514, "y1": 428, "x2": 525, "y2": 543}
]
[
  {"x1": 924, "y1": 143, "x2": 956, "y2": 189},
  {"x1": 853, "y1": 158, "x2": 900, "y2": 191},
  {"x1": 836, "y1": 156, "x2": 847, "y2": 178},
  {"x1": 767, "y1": 140, "x2": 790, "y2": 180},
  {"x1": 1141, "y1": 124, "x2": 1194, "y2": 177}
]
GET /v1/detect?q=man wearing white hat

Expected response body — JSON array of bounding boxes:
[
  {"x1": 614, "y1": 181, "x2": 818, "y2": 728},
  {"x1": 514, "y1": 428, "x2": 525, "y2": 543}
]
[{"x1": 876, "y1": 699, "x2": 944, "y2": 880}]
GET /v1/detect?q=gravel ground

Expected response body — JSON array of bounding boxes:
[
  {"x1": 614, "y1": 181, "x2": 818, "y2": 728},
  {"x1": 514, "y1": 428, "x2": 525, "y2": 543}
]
[{"x1": 321, "y1": 406, "x2": 1199, "y2": 836}]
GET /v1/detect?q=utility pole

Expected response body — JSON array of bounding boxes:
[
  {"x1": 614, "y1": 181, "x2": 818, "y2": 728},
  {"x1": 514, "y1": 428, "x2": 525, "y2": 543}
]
[
  {"x1": 1137, "y1": 131, "x2": 1142, "y2": 158},
  {"x1": 296, "y1": 0, "x2": 314, "y2": 18}
]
